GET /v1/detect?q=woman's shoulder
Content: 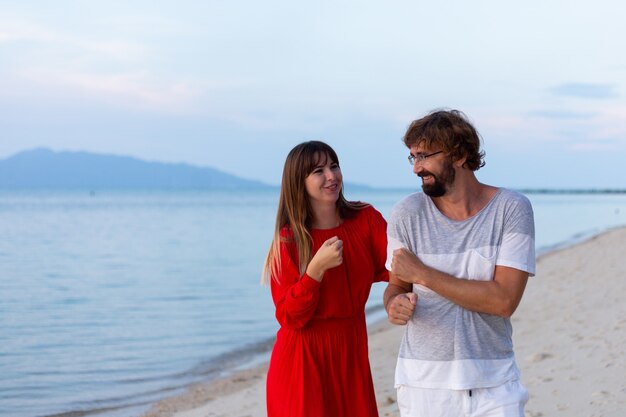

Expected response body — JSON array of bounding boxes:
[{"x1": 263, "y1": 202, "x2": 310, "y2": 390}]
[
  {"x1": 347, "y1": 202, "x2": 385, "y2": 225},
  {"x1": 345, "y1": 201, "x2": 372, "y2": 216},
  {"x1": 362, "y1": 203, "x2": 383, "y2": 218}
]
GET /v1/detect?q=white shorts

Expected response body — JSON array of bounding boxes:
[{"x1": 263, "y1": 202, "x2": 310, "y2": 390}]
[{"x1": 397, "y1": 380, "x2": 529, "y2": 417}]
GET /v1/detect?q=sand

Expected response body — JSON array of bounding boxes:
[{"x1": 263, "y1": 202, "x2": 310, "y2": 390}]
[{"x1": 142, "y1": 226, "x2": 626, "y2": 417}]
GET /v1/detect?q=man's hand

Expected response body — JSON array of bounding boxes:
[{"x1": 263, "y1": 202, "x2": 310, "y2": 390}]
[
  {"x1": 387, "y1": 292, "x2": 417, "y2": 325},
  {"x1": 391, "y1": 248, "x2": 428, "y2": 285}
]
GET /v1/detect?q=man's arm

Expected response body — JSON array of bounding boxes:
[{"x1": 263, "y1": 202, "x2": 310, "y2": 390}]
[
  {"x1": 392, "y1": 248, "x2": 528, "y2": 318},
  {"x1": 383, "y1": 272, "x2": 417, "y2": 325}
]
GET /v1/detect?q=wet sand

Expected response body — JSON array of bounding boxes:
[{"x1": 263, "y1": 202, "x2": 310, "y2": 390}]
[{"x1": 142, "y1": 226, "x2": 626, "y2": 417}]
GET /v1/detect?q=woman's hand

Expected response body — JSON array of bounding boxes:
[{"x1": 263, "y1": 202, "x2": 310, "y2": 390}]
[{"x1": 306, "y1": 236, "x2": 343, "y2": 281}]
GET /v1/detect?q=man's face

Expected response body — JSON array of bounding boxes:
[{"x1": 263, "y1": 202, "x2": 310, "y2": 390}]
[{"x1": 409, "y1": 144, "x2": 455, "y2": 197}]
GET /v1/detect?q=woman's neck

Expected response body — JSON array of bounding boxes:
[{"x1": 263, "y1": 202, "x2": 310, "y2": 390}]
[{"x1": 310, "y1": 204, "x2": 341, "y2": 229}]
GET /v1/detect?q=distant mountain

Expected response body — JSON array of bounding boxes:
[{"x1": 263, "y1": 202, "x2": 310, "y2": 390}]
[{"x1": 0, "y1": 148, "x2": 273, "y2": 189}]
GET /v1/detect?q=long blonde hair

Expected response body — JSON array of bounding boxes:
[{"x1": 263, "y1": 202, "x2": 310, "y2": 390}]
[{"x1": 262, "y1": 141, "x2": 366, "y2": 283}]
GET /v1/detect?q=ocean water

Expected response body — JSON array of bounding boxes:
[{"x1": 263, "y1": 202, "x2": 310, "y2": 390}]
[{"x1": 1, "y1": 189, "x2": 625, "y2": 417}]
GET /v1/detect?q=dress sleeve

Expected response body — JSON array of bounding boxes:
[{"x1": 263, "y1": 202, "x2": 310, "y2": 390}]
[
  {"x1": 269, "y1": 235, "x2": 321, "y2": 329},
  {"x1": 368, "y1": 207, "x2": 389, "y2": 283}
]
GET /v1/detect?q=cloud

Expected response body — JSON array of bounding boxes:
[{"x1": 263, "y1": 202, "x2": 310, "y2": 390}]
[
  {"x1": 13, "y1": 67, "x2": 199, "y2": 113},
  {"x1": 568, "y1": 142, "x2": 620, "y2": 151},
  {"x1": 0, "y1": 18, "x2": 194, "y2": 113},
  {"x1": 0, "y1": 18, "x2": 150, "y2": 63},
  {"x1": 528, "y1": 110, "x2": 597, "y2": 119},
  {"x1": 550, "y1": 83, "x2": 618, "y2": 99},
  {"x1": 545, "y1": 105, "x2": 626, "y2": 152},
  {"x1": 592, "y1": 106, "x2": 626, "y2": 140},
  {"x1": 0, "y1": 19, "x2": 57, "y2": 44}
]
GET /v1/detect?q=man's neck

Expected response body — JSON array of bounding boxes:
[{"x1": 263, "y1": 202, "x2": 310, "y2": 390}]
[{"x1": 430, "y1": 175, "x2": 498, "y2": 221}]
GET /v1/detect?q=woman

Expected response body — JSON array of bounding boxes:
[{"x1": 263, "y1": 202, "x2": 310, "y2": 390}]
[{"x1": 263, "y1": 141, "x2": 388, "y2": 417}]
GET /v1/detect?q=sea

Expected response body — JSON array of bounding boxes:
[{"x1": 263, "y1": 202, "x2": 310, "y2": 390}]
[{"x1": 1, "y1": 188, "x2": 625, "y2": 417}]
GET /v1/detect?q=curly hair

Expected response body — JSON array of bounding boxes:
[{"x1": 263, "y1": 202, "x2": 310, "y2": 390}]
[{"x1": 403, "y1": 109, "x2": 485, "y2": 171}]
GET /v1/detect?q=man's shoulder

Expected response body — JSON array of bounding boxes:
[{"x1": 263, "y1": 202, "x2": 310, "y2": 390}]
[
  {"x1": 391, "y1": 192, "x2": 427, "y2": 214},
  {"x1": 494, "y1": 188, "x2": 533, "y2": 209},
  {"x1": 387, "y1": 192, "x2": 429, "y2": 229}
]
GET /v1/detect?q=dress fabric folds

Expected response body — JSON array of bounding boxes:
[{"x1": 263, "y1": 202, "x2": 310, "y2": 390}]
[{"x1": 266, "y1": 206, "x2": 389, "y2": 417}]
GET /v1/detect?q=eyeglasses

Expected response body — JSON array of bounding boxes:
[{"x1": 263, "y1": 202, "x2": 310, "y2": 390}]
[{"x1": 408, "y1": 150, "x2": 444, "y2": 165}]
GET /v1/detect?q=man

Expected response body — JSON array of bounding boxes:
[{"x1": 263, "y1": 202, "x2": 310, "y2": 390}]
[{"x1": 384, "y1": 109, "x2": 535, "y2": 417}]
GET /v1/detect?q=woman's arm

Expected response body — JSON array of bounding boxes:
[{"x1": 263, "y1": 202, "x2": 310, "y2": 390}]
[{"x1": 271, "y1": 236, "x2": 343, "y2": 329}]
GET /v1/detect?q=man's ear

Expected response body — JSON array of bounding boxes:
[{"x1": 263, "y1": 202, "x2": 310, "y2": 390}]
[{"x1": 453, "y1": 154, "x2": 467, "y2": 168}]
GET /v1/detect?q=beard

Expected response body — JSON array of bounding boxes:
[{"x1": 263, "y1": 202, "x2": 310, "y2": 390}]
[{"x1": 419, "y1": 159, "x2": 455, "y2": 197}]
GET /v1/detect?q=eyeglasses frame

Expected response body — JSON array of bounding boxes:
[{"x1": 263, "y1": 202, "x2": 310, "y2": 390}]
[{"x1": 407, "y1": 150, "x2": 444, "y2": 165}]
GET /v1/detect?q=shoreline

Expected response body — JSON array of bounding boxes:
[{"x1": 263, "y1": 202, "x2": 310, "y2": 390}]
[
  {"x1": 141, "y1": 226, "x2": 626, "y2": 417},
  {"x1": 141, "y1": 318, "x2": 404, "y2": 417}
]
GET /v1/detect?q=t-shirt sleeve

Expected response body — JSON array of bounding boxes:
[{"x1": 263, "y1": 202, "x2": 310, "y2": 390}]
[
  {"x1": 269, "y1": 234, "x2": 321, "y2": 329},
  {"x1": 497, "y1": 193, "x2": 536, "y2": 276},
  {"x1": 386, "y1": 202, "x2": 410, "y2": 271}
]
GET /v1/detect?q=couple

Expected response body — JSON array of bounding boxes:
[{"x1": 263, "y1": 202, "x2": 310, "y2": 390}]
[{"x1": 262, "y1": 109, "x2": 536, "y2": 417}]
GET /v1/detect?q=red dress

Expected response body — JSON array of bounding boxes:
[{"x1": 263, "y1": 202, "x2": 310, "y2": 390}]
[{"x1": 266, "y1": 205, "x2": 389, "y2": 417}]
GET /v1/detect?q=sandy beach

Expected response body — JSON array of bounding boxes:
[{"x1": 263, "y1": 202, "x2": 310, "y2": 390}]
[{"x1": 142, "y1": 226, "x2": 626, "y2": 417}]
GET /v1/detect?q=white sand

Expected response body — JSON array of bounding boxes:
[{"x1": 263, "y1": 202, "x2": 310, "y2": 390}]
[{"x1": 142, "y1": 226, "x2": 626, "y2": 417}]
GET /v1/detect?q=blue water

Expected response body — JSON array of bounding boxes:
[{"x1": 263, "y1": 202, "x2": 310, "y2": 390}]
[{"x1": 1, "y1": 189, "x2": 625, "y2": 417}]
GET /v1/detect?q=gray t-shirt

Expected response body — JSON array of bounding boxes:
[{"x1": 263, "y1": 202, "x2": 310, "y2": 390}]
[{"x1": 386, "y1": 188, "x2": 535, "y2": 390}]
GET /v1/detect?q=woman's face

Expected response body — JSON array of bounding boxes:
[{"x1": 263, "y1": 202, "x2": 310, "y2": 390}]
[{"x1": 304, "y1": 153, "x2": 342, "y2": 206}]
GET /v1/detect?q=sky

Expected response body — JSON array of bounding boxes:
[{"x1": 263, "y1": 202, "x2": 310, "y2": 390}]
[{"x1": 1, "y1": 0, "x2": 625, "y2": 189}]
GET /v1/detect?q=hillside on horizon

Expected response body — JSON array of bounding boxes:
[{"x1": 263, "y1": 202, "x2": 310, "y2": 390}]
[
  {"x1": 0, "y1": 148, "x2": 272, "y2": 189},
  {"x1": 2, "y1": 148, "x2": 619, "y2": 194}
]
